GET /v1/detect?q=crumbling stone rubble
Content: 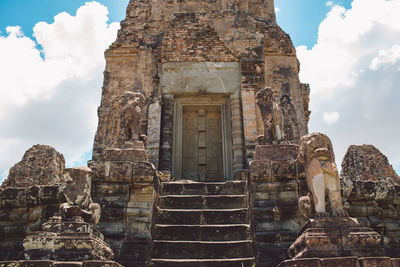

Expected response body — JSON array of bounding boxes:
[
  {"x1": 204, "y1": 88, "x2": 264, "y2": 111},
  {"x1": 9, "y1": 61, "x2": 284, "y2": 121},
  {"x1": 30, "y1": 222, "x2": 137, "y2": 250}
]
[{"x1": 341, "y1": 144, "x2": 400, "y2": 257}]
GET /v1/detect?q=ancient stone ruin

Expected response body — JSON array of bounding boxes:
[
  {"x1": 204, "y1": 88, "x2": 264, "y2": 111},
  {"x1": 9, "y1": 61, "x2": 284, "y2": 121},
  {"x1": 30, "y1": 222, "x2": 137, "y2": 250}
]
[{"x1": 1, "y1": 0, "x2": 399, "y2": 266}]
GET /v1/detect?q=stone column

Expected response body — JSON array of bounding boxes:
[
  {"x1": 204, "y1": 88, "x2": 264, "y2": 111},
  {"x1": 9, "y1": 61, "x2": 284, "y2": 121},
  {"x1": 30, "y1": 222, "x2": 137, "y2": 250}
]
[
  {"x1": 147, "y1": 100, "x2": 162, "y2": 168},
  {"x1": 159, "y1": 94, "x2": 174, "y2": 172},
  {"x1": 230, "y1": 93, "x2": 245, "y2": 174},
  {"x1": 241, "y1": 89, "x2": 259, "y2": 164}
]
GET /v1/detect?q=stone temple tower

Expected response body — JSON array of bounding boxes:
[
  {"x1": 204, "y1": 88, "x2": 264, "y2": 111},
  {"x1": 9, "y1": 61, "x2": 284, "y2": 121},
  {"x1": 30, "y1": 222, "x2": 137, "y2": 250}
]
[
  {"x1": 1, "y1": 1, "x2": 399, "y2": 267},
  {"x1": 89, "y1": 0, "x2": 311, "y2": 266},
  {"x1": 92, "y1": 0, "x2": 310, "y2": 176}
]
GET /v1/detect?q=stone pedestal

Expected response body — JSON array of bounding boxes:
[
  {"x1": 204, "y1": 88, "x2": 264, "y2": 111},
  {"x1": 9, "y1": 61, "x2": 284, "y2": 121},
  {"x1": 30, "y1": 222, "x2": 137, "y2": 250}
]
[
  {"x1": 288, "y1": 217, "x2": 385, "y2": 259},
  {"x1": 88, "y1": 143, "x2": 156, "y2": 267},
  {"x1": 249, "y1": 144, "x2": 307, "y2": 267},
  {"x1": 23, "y1": 216, "x2": 114, "y2": 261}
]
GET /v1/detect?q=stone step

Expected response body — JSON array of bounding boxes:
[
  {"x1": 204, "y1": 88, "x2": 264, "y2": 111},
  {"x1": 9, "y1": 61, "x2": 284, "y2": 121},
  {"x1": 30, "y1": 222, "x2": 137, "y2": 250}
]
[
  {"x1": 155, "y1": 208, "x2": 249, "y2": 225},
  {"x1": 153, "y1": 224, "x2": 251, "y2": 241},
  {"x1": 151, "y1": 240, "x2": 253, "y2": 259},
  {"x1": 158, "y1": 195, "x2": 247, "y2": 209},
  {"x1": 150, "y1": 258, "x2": 255, "y2": 267},
  {"x1": 159, "y1": 181, "x2": 247, "y2": 196}
]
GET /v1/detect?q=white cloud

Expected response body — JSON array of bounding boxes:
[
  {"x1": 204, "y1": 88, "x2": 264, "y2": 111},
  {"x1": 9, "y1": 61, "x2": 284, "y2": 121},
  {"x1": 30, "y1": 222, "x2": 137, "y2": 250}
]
[
  {"x1": 326, "y1": 1, "x2": 334, "y2": 7},
  {"x1": 323, "y1": 111, "x2": 339, "y2": 124},
  {"x1": 0, "y1": 2, "x2": 120, "y2": 182},
  {"x1": 297, "y1": 0, "x2": 400, "y2": 172},
  {"x1": 275, "y1": 7, "x2": 280, "y2": 14},
  {"x1": 369, "y1": 44, "x2": 400, "y2": 70}
]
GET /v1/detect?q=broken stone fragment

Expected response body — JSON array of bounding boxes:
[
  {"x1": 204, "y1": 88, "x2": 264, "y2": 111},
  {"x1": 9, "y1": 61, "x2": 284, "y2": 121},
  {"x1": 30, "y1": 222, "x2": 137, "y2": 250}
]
[
  {"x1": 1, "y1": 144, "x2": 66, "y2": 189},
  {"x1": 59, "y1": 167, "x2": 101, "y2": 225}
]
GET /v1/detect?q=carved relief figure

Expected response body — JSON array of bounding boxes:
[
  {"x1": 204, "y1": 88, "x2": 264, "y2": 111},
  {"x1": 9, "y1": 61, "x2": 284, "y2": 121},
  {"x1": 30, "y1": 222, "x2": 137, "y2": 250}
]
[
  {"x1": 298, "y1": 132, "x2": 347, "y2": 219},
  {"x1": 255, "y1": 87, "x2": 284, "y2": 144},
  {"x1": 280, "y1": 95, "x2": 299, "y2": 142},
  {"x1": 119, "y1": 91, "x2": 146, "y2": 142}
]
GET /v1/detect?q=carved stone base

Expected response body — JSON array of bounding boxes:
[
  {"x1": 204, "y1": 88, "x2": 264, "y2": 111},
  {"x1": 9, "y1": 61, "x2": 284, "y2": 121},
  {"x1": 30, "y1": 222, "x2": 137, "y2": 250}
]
[
  {"x1": 288, "y1": 217, "x2": 385, "y2": 259},
  {"x1": 103, "y1": 141, "x2": 148, "y2": 161},
  {"x1": 23, "y1": 216, "x2": 114, "y2": 261},
  {"x1": 253, "y1": 144, "x2": 298, "y2": 161}
]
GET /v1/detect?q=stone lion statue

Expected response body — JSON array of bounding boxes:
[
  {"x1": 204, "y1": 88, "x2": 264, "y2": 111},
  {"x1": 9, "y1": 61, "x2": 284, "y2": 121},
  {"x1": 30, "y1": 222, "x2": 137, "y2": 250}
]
[
  {"x1": 255, "y1": 87, "x2": 284, "y2": 144},
  {"x1": 298, "y1": 132, "x2": 347, "y2": 219},
  {"x1": 119, "y1": 91, "x2": 146, "y2": 142},
  {"x1": 59, "y1": 167, "x2": 101, "y2": 225}
]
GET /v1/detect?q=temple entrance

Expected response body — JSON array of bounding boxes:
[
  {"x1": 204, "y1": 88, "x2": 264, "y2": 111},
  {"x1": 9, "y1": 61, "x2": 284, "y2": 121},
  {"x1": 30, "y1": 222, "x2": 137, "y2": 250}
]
[
  {"x1": 172, "y1": 96, "x2": 233, "y2": 181},
  {"x1": 182, "y1": 105, "x2": 223, "y2": 181}
]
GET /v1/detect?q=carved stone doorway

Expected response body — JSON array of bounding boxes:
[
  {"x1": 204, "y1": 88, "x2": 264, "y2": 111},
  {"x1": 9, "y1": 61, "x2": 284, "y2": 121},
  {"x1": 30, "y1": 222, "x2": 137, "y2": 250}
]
[{"x1": 173, "y1": 96, "x2": 233, "y2": 181}]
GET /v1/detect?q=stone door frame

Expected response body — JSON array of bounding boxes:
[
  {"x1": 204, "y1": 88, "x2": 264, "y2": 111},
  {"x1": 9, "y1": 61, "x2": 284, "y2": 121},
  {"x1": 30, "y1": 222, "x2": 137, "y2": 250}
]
[{"x1": 172, "y1": 95, "x2": 233, "y2": 180}]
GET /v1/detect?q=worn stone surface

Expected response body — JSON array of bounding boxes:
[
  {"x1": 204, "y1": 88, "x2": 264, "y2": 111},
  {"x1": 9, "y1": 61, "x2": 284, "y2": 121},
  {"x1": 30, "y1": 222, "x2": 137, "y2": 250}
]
[
  {"x1": 288, "y1": 217, "x2": 384, "y2": 259},
  {"x1": 117, "y1": 91, "x2": 147, "y2": 143},
  {"x1": 89, "y1": 140, "x2": 156, "y2": 267},
  {"x1": 23, "y1": 216, "x2": 113, "y2": 262},
  {"x1": 150, "y1": 180, "x2": 254, "y2": 267},
  {"x1": 59, "y1": 167, "x2": 100, "y2": 226},
  {"x1": 250, "y1": 144, "x2": 307, "y2": 267},
  {"x1": 278, "y1": 256, "x2": 400, "y2": 267},
  {"x1": 341, "y1": 145, "x2": 400, "y2": 258},
  {"x1": 0, "y1": 261, "x2": 123, "y2": 267},
  {"x1": 1, "y1": 145, "x2": 66, "y2": 189}
]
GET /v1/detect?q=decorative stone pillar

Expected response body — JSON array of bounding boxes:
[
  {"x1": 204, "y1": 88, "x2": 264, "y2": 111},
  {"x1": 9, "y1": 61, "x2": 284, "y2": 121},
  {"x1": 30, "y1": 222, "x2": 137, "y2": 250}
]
[
  {"x1": 230, "y1": 93, "x2": 245, "y2": 174},
  {"x1": 147, "y1": 99, "x2": 162, "y2": 168},
  {"x1": 241, "y1": 88, "x2": 259, "y2": 164},
  {"x1": 159, "y1": 94, "x2": 174, "y2": 172}
]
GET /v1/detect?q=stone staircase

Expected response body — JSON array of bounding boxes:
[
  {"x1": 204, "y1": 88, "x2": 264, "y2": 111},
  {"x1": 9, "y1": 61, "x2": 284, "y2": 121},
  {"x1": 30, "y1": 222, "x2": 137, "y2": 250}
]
[{"x1": 150, "y1": 180, "x2": 255, "y2": 267}]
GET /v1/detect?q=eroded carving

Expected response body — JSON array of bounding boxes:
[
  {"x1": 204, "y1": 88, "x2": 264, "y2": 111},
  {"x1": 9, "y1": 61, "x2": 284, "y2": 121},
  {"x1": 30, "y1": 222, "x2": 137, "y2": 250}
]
[
  {"x1": 298, "y1": 132, "x2": 347, "y2": 219},
  {"x1": 59, "y1": 167, "x2": 101, "y2": 225},
  {"x1": 118, "y1": 91, "x2": 147, "y2": 143},
  {"x1": 255, "y1": 87, "x2": 284, "y2": 145},
  {"x1": 280, "y1": 94, "x2": 299, "y2": 142}
]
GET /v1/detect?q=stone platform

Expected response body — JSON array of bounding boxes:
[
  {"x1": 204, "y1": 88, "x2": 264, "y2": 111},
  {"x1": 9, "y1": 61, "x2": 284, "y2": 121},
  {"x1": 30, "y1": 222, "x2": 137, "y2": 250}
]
[
  {"x1": 288, "y1": 217, "x2": 384, "y2": 259},
  {"x1": 279, "y1": 256, "x2": 400, "y2": 267},
  {"x1": 23, "y1": 216, "x2": 114, "y2": 262}
]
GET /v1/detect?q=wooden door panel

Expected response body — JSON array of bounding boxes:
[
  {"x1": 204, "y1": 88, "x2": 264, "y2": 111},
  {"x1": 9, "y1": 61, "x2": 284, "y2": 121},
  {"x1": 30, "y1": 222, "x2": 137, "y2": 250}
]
[
  {"x1": 182, "y1": 107, "x2": 198, "y2": 180},
  {"x1": 181, "y1": 105, "x2": 223, "y2": 181}
]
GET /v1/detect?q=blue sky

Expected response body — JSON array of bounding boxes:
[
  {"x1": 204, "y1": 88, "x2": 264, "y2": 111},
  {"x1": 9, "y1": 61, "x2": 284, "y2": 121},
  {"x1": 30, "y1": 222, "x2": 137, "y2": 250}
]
[
  {"x1": 275, "y1": 0, "x2": 352, "y2": 48},
  {"x1": 0, "y1": 0, "x2": 399, "y2": 182},
  {"x1": 0, "y1": 0, "x2": 129, "y2": 36},
  {"x1": 0, "y1": 0, "x2": 349, "y2": 48}
]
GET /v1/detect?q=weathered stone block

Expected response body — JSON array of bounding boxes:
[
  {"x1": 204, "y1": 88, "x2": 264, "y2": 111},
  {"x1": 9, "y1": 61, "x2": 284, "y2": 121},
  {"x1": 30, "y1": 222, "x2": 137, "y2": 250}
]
[
  {"x1": 92, "y1": 184, "x2": 129, "y2": 196},
  {"x1": 9, "y1": 208, "x2": 29, "y2": 222},
  {"x1": 253, "y1": 144, "x2": 298, "y2": 161},
  {"x1": 358, "y1": 257, "x2": 392, "y2": 267},
  {"x1": 271, "y1": 160, "x2": 297, "y2": 181},
  {"x1": 249, "y1": 160, "x2": 272, "y2": 182}
]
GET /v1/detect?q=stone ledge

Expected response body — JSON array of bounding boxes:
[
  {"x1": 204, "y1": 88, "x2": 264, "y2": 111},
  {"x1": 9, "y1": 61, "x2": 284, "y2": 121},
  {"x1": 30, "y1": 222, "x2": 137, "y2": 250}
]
[
  {"x1": 278, "y1": 256, "x2": 400, "y2": 267},
  {"x1": 0, "y1": 185, "x2": 65, "y2": 208},
  {"x1": 288, "y1": 217, "x2": 385, "y2": 259},
  {"x1": 0, "y1": 260, "x2": 123, "y2": 267}
]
